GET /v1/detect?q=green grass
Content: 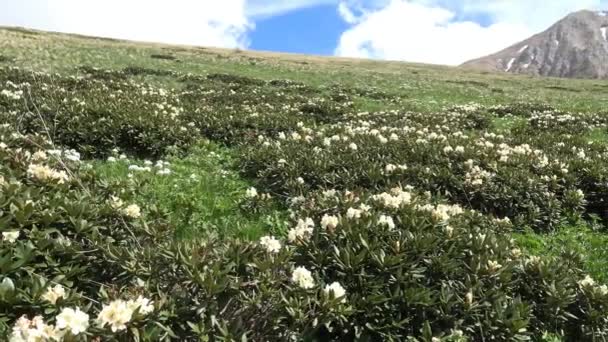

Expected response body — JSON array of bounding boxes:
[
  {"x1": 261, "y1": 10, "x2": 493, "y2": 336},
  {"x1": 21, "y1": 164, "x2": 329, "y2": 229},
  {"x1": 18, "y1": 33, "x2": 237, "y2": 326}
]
[
  {"x1": 586, "y1": 127, "x2": 608, "y2": 144},
  {"x1": 514, "y1": 223, "x2": 608, "y2": 282},
  {"x1": 93, "y1": 142, "x2": 288, "y2": 240},
  {"x1": 3, "y1": 26, "x2": 608, "y2": 113},
  {"x1": 492, "y1": 116, "x2": 527, "y2": 132}
]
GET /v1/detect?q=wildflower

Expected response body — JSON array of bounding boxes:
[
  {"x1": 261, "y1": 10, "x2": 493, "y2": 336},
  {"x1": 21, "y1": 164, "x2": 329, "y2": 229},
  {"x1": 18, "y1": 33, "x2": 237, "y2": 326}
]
[
  {"x1": 385, "y1": 164, "x2": 397, "y2": 174},
  {"x1": 445, "y1": 225, "x2": 454, "y2": 237},
  {"x1": 487, "y1": 260, "x2": 502, "y2": 272},
  {"x1": 121, "y1": 204, "x2": 141, "y2": 219},
  {"x1": 579, "y1": 275, "x2": 596, "y2": 288},
  {"x1": 259, "y1": 236, "x2": 282, "y2": 253},
  {"x1": 2, "y1": 231, "x2": 19, "y2": 243},
  {"x1": 496, "y1": 217, "x2": 511, "y2": 225},
  {"x1": 27, "y1": 164, "x2": 69, "y2": 184},
  {"x1": 324, "y1": 282, "x2": 346, "y2": 302},
  {"x1": 349, "y1": 143, "x2": 358, "y2": 151},
  {"x1": 511, "y1": 248, "x2": 522, "y2": 258},
  {"x1": 127, "y1": 296, "x2": 154, "y2": 315},
  {"x1": 110, "y1": 196, "x2": 124, "y2": 209},
  {"x1": 56, "y1": 307, "x2": 89, "y2": 335},
  {"x1": 64, "y1": 150, "x2": 80, "y2": 162},
  {"x1": 32, "y1": 150, "x2": 47, "y2": 161},
  {"x1": 288, "y1": 218, "x2": 314, "y2": 243},
  {"x1": 10, "y1": 315, "x2": 62, "y2": 342},
  {"x1": 296, "y1": 177, "x2": 305, "y2": 185},
  {"x1": 322, "y1": 189, "x2": 337, "y2": 198},
  {"x1": 107, "y1": 156, "x2": 117, "y2": 162},
  {"x1": 42, "y1": 284, "x2": 66, "y2": 304},
  {"x1": 465, "y1": 291, "x2": 473, "y2": 305},
  {"x1": 346, "y1": 207, "x2": 362, "y2": 220},
  {"x1": 320, "y1": 214, "x2": 339, "y2": 231},
  {"x1": 97, "y1": 300, "x2": 133, "y2": 332},
  {"x1": 378, "y1": 215, "x2": 395, "y2": 229},
  {"x1": 292, "y1": 266, "x2": 315, "y2": 289},
  {"x1": 246, "y1": 187, "x2": 258, "y2": 198}
]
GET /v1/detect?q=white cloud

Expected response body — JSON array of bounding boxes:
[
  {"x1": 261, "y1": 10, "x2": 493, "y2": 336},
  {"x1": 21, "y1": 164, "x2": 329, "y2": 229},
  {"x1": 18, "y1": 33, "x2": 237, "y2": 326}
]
[
  {"x1": 247, "y1": 0, "x2": 338, "y2": 18},
  {"x1": 336, "y1": 0, "x2": 531, "y2": 65},
  {"x1": 335, "y1": 0, "x2": 608, "y2": 65},
  {"x1": 458, "y1": 0, "x2": 605, "y2": 31},
  {"x1": 0, "y1": 0, "x2": 251, "y2": 48}
]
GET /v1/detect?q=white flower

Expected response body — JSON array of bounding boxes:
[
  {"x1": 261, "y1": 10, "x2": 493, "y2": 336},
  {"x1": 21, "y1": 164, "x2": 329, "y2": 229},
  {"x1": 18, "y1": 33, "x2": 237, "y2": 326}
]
[
  {"x1": 32, "y1": 151, "x2": 47, "y2": 161},
  {"x1": 41, "y1": 284, "x2": 66, "y2": 304},
  {"x1": 259, "y1": 236, "x2": 282, "y2": 253},
  {"x1": 487, "y1": 260, "x2": 502, "y2": 272},
  {"x1": 378, "y1": 215, "x2": 395, "y2": 229},
  {"x1": 2, "y1": 231, "x2": 19, "y2": 243},
  {"x1": 496, "y1": 217, "x2": 511, "y2": 225},
  {"x1": 127, "y1": 296, "x2": 154, "y2": 315},
  {"x1": 107, "y1": 156, "x2": 117, "y2": 162},
  {"x1": 292, "y1": 266, "x2": 315, "y2": 289},
  {"x1": 346, "y1": 207, "x2": 362, "y2": 220},
  {"x1": 324, "y1": 282, "x2": 346, "y2": 302},
  {"x1": 97, "y1": 300, "x2": 133, "y2": 332},
  {"x1": 465, "y1": 291, "x2": 473, "y2": 305},
  {"x1": 288, "y1": 218, "x2": 314, "y2": 243},
  {"x1": 579, "y1": 275, "x2": 596, "y2": 288},
  {"x1": 109, "y1": 196, "x2": 124, "y2": 209},
  {"x1": 56, "y1": 307, "x2": 89, "y2": 335},
  {"x1": 322, "y1": 189, "x2": 337, "y2": 198},
  {"x1": 245, "y1": 187, "x2": 258, "y2": 198},
  {"x1": 349, "y1": 143, "x2": 358, "y2": 151},
  {"x1": 511, "y1": 248, "x2": 522, "y2": 258},
  {"x1": 121, "y1": 204, "x2": 141, "y2": 219},
  {"x1": 385, "y1": 164, "x2": 397, "y2": 174},
  {"x1": 296, "y1": 177, "x2": 305, "y2": 185},
  {"x1": 63, "y1": 150, "x2": 81, "y2": 162},
  {"x1": 320, "y1": 214, "x2": 339, "y2": 231},
  {"x1": 27, "y1": 164, "x2": 69, "y2": 184},
  {"x1": 10, "y1": 315, "x2": 62, "y2": 342}
]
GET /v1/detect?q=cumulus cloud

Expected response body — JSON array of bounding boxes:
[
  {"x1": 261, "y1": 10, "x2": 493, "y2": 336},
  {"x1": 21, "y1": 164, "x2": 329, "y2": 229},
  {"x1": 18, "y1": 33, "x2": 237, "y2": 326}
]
[
  {"x1": 247, "y1": 0, "x2": 338, "y2": 19},
  {"x1": 0, "y1": 0, "x2": 251, "y2": 48},
  {"x1": 335, "y1": 0, "x2": 608, "y2": 65}
]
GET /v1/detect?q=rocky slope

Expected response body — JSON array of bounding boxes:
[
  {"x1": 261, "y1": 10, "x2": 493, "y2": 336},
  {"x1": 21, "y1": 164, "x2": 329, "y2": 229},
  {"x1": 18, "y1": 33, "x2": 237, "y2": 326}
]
[{"x1": 462, "y1": 10, "x2": 608, "y2": 79}]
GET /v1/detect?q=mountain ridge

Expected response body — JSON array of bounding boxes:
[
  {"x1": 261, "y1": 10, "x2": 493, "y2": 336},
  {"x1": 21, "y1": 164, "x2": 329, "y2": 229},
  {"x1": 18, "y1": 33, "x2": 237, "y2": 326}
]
[{"x1": 462, "y1": 10, "x2": 608, "y2": 79}]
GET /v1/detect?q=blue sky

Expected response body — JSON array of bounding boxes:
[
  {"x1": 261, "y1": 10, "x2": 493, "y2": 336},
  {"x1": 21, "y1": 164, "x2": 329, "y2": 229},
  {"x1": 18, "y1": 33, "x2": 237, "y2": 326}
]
[
  {"x1": 250, "y1": 4, "x2": 348, "y2": 55},
  {"x1": 0, "y1": 1, "x2": 607, "y2": 65}
]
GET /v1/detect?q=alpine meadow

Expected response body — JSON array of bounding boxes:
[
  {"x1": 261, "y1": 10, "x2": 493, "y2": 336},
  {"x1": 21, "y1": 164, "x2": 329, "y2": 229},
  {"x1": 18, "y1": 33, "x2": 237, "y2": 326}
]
[{"x1": 4, "y1": 26, "x2": 608, "y2": 341}]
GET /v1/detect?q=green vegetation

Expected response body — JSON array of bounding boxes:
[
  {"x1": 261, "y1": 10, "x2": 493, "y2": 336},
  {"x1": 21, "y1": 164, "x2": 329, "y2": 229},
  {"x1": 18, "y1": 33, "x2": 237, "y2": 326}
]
[
  {"x1": 3, "y1": 27, "x2": 608, "y2": 341},
  {"x1": 93, "y1": 143, "x2": 287, "y2": 240}
]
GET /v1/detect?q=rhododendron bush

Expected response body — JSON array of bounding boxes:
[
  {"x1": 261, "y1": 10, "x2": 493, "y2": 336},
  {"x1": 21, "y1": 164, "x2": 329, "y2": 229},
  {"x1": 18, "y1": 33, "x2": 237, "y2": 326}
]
[{"x1": 1, "y1": 65, "x2": 608, "y2": 341}]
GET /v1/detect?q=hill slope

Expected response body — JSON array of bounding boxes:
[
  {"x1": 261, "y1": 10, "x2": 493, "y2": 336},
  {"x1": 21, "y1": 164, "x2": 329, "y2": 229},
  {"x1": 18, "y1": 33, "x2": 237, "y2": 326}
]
[
  {"x1": 462, "y1": 10, "x2": 608, "y2": 79},
  {"x1": 3, "y1": 26, "x2": 608, "y2": 341},
  {"x1": 1, "y1": 25, "x2": 608, "y2": 112}
]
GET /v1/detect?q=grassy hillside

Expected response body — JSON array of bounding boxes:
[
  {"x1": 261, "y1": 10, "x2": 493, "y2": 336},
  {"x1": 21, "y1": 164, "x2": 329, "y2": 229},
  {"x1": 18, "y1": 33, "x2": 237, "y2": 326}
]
[{"x1": 3, "y1": 26, "x2": 608, "y2": 341}]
